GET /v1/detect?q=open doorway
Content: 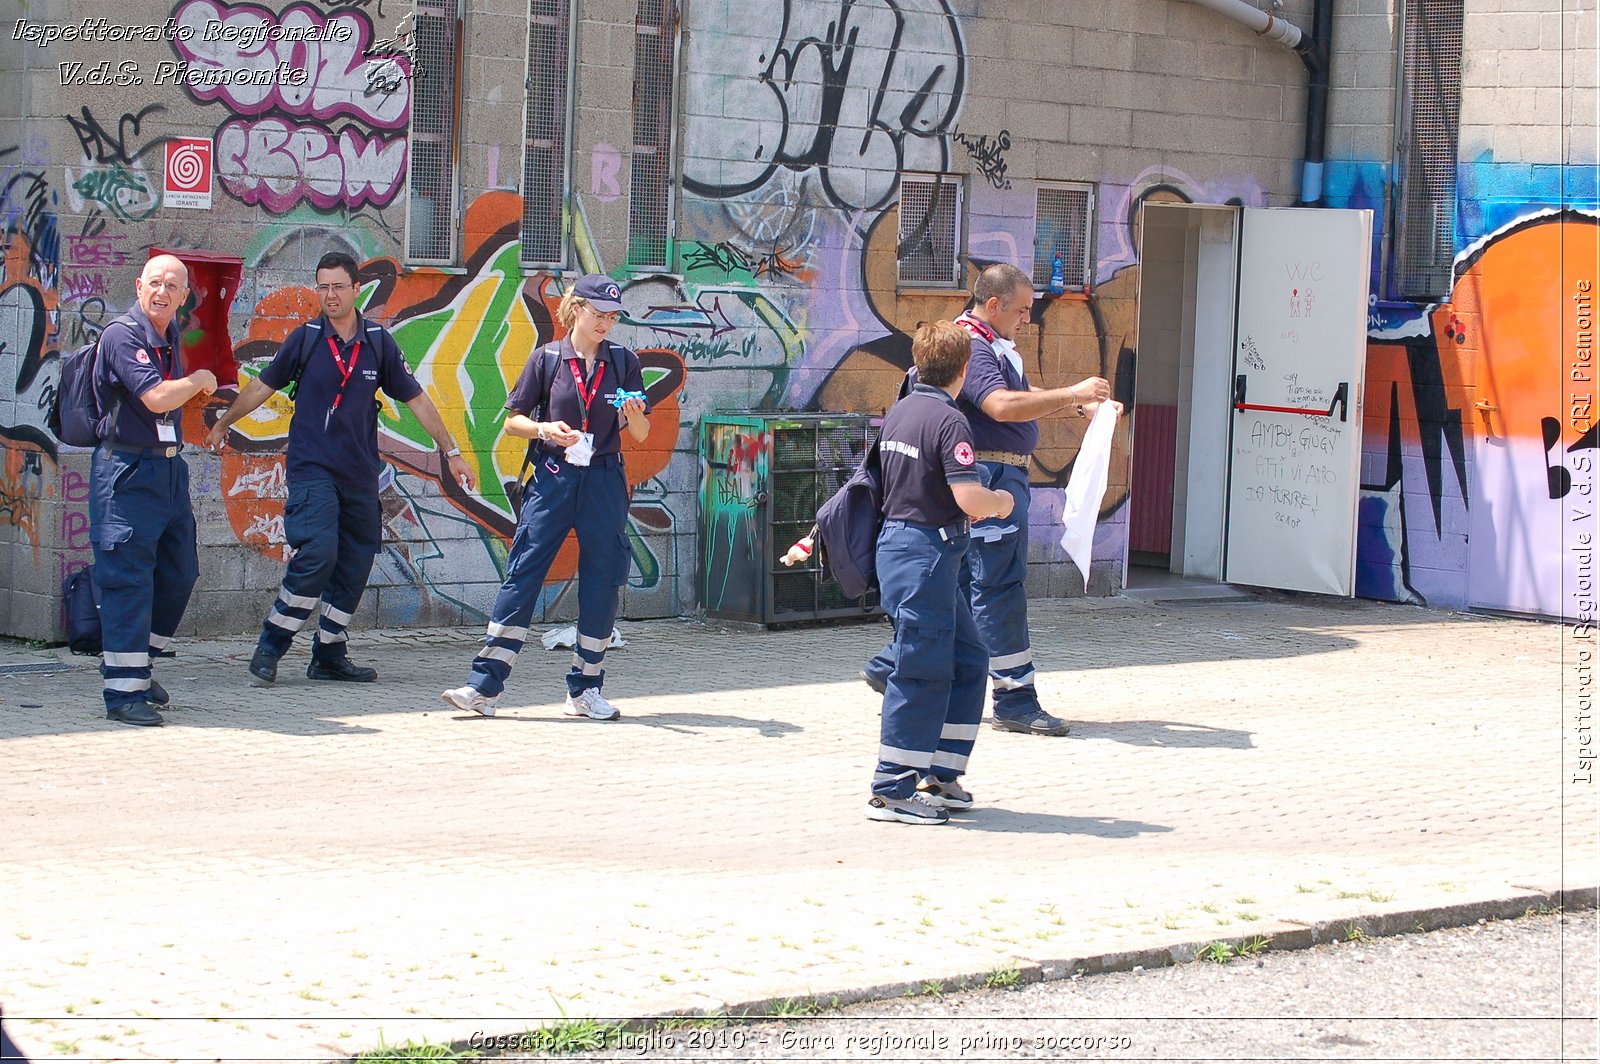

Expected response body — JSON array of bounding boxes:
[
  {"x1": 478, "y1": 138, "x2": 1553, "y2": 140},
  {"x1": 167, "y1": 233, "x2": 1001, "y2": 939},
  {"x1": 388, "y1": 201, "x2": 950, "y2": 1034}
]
[{"x1": 1126, "y1": 203, "x2": 1240, "y2": 591}]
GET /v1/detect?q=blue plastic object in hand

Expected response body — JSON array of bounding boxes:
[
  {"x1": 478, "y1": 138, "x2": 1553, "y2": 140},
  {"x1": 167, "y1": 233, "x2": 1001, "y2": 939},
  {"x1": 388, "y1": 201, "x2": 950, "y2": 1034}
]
[{"x1": 605, "y1": 389, "x2": 648, "y2": 408}]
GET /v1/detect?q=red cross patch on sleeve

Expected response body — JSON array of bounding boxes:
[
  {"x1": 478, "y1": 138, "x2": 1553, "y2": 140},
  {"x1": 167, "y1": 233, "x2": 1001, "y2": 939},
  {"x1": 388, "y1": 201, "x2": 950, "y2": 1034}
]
[
  {"x1": 134, "y1": 349, "x2": 150, "y2": 364},
  {"x1": 954, "y1": 441, "x2": 975, "y2": 466}
]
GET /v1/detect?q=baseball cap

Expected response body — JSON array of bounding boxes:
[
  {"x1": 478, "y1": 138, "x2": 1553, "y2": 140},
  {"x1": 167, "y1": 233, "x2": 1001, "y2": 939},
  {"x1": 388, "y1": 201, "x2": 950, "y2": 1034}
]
[{"x1": 574, "y1": 274, "x2": 624, "y2": 314}]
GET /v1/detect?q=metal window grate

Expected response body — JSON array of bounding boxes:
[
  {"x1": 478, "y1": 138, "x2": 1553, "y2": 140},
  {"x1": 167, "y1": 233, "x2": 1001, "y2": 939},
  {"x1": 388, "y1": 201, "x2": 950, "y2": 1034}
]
[
  {"x1": 1394, "y1": 0, "x2": 1463, "y2": 300},
  {"x1": 408, "y1": 0, "x2": 460, "y2": 262},
  {"x1": 521, "y1": 0, "x2": 573, "y2": 266},
  {"x1": 1033, "y1": 184, "x2": 1093, "y2": 290},
  {"x1": 897, "y1": 176, "x2": 962, "y2": 286},
  {"x1": 629, "y1": 0, "x2": 677, "y2": 269}
]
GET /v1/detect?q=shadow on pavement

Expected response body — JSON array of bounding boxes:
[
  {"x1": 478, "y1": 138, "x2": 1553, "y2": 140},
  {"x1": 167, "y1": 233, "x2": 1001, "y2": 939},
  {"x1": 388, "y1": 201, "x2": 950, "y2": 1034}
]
[
  {"x1": 1067, "y1": 719, "x2": 1254, "y2": 749},
  {"x1": 954, "y1": 811, "x2": 1174, "y2": 837}
]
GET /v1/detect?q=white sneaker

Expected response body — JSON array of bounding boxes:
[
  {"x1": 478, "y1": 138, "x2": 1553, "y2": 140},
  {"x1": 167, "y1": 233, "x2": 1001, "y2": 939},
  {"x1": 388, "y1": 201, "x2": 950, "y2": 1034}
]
[
  {"x1": 441, "y1": 685, "x2": 497, "y2": 717},
  {"x1": 563, "y1": 688, "x2": 621, "y2": 721}
]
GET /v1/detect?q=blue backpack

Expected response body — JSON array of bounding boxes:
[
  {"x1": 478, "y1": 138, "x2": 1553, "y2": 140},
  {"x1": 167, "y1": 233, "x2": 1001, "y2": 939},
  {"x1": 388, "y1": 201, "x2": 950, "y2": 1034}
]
[
  {"x1": 47, "y1": 314, "x2": 135, "y2": 448},
  {"x1": 812, "y1": 439, "x2": 884, "y2": 600}
]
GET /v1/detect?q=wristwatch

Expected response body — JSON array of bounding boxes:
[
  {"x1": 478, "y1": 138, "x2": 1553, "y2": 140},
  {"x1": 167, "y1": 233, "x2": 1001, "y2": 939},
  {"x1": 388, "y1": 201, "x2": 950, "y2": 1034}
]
[{"x1": 443, "y1": 446, "x2": 462, "y2": 458}]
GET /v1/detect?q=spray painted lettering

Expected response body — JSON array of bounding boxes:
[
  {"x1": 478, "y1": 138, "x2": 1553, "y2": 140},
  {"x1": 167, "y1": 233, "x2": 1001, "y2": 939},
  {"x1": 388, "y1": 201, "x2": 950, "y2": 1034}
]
[
  {"x1": 214, "y1": 117, "x2": 406, "y2": 213},
  {"x1": 170, "y1": 0, "x2": 408, "y2": 129}
]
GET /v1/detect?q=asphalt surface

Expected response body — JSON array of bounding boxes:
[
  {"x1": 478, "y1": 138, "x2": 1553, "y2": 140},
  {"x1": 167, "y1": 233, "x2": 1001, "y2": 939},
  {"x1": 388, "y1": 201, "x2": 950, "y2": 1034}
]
[{"x1": 498, "y1": 909, "x2": 1599, "y2": 1062}]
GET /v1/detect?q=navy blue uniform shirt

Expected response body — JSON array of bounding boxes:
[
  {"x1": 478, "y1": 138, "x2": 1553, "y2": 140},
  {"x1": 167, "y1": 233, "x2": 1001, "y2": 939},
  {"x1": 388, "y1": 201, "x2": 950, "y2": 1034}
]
[
  {"x1": 879, "y1": 384, "x2": 980, "y2": 528},
  {"x1": 95, "y1": 306, "x2": 184, "y2": 448},
  {"x1": 955, "y1": 313, "x2": 1040, "y2": 456},
  {"x1": 258, "y1": 315, "x2": 423, "y2": 489},
  {"x1": 506, "y1": 337, "x2": 648, "y2": 458}
]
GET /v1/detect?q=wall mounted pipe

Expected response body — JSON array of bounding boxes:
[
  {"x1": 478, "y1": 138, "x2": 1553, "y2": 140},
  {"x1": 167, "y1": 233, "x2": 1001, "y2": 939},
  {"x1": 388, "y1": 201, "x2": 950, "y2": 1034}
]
[{"x1": 1183, "y1": 0, "x2": 1332, "y2": 206}]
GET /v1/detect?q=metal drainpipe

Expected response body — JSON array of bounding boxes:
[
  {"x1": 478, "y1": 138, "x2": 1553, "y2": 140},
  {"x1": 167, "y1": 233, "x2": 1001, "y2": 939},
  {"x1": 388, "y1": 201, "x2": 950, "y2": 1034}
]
[{"x1": 1183, "y1": 0, "x2": 1332, "y2": 206}]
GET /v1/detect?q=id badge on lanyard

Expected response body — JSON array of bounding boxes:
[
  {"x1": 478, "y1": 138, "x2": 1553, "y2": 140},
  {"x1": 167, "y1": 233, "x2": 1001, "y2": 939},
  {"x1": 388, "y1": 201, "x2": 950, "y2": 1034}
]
[
  {"x1": 322, "y1": 334, "x2": 361, "y2": 432},
  {"x1": 155, "y1": 344, "x2": 178, "y2": 442},
  {"x1": 564, "y1": 357, "x2": 604, "y2": 467}
]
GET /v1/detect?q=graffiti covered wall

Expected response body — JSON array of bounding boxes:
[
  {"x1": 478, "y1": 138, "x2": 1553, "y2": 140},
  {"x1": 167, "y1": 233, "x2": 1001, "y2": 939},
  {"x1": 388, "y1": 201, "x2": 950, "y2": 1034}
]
[{"x1": 4, "y1": 0, "x2": 1588, "y2": 639}]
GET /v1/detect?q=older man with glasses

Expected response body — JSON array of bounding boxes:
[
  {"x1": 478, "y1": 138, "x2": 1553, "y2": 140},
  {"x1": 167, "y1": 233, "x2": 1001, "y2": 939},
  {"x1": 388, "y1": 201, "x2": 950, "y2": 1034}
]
[{"x1": 207, "y1": 251, "x2": 475, "y2": 687}]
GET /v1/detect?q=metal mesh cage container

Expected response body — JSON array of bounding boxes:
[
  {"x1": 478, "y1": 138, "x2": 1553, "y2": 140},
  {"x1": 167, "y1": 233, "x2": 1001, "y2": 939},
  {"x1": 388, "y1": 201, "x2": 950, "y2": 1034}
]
[{"x1": 700, "y1": 413, "x2": 883, "y2": 625}]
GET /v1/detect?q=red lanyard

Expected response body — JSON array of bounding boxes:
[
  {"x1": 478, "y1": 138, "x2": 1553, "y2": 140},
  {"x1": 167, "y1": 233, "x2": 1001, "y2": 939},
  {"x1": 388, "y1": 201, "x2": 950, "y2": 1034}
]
[
  {"x1": 326, "y1": 335, "x2": 361, "y2": 412},
  {"x1": 956, "y1": 313, "x2": 994, "y2": 342},
  {"x1": 566, "y1": 357, "x2": 606, "y2": 432}
]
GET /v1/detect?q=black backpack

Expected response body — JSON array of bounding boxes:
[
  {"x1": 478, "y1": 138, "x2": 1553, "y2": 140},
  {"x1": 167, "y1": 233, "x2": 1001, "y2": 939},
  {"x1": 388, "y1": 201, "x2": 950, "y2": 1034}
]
[
  {"x1": 812, "y1": 439, "x2": 884, "y2": 600},
  {"x1": 62, "y1": 565, "x2": 102, "y2": 656},
  {"x1": 47, "y1": 314, "x2": 134, "y2": 448}
]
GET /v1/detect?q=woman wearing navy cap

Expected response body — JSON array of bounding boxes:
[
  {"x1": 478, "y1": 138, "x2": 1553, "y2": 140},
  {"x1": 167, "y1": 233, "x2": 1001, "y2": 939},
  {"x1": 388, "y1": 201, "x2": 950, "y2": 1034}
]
[{"x1": 442, "y1": 274, "x2": 650, "y2": 720}]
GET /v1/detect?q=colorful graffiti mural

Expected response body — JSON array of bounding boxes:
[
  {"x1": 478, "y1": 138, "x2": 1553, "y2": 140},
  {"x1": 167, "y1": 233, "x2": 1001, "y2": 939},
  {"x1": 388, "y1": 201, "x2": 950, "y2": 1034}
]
[
  {"x1": 170, "y1": 0, "x2": 411, "y2": 214},
  {"x1": 212, "y1": 192, "x2": 687, "y2": 619}
]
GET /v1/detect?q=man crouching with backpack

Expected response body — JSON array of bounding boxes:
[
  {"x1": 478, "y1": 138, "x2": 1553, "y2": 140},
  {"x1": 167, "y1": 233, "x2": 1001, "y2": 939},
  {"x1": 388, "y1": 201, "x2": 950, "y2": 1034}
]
[
  {"x1": 206, "y1": 252, "x2": 475, "y2": 687},
  {"x1": 91, "y1": 255, "x2": 218, "y2": 726},
  {"x1": 867, "y1": 320, "x2": 1016, "y2": 825}
]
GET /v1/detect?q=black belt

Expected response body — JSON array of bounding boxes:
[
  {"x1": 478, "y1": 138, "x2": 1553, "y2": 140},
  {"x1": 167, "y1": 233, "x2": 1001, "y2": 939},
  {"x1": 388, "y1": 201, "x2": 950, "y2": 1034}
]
[
  {"x1": 537, "y1": 447, "x2": 623, "y2": 468},
  {"x1": 885, "y1": 517, "x2": 971, "y2": 541},
  {"x1": 108, "y1": 445, "x2": 182, "y2": 459}
]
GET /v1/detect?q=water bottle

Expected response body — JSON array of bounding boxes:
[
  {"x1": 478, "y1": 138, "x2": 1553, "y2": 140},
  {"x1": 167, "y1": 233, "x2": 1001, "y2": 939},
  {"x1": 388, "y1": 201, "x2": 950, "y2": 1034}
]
[{"x1": 1048, "y1": 251, "x2": 1066, "y2": 295}]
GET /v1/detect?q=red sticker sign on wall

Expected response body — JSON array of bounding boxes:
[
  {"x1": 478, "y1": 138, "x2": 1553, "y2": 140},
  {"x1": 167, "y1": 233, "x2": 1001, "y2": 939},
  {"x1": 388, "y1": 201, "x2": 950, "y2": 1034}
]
[{"x1": 164, "y1": 138, "x2": 213, "y2": 210}]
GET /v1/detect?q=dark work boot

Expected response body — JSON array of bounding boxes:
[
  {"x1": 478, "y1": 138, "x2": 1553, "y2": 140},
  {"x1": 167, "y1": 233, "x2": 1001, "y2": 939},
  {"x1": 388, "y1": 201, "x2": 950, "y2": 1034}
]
[
  {"x1": 248, "y1": 645, "x2": 281, "y2": 687},
  {"x1": 306, "y1": 657, "x2": 378, "y2": 683}
]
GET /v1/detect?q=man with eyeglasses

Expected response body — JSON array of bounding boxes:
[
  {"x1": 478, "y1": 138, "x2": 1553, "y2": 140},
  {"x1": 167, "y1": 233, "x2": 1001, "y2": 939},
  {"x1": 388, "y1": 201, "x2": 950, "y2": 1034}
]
[
  {"x1": 92, "y1": 254, "x2": 219, "y2": 726},
  {"x1": 207, "y1": 251, "x2": 476, "y2": 686}
]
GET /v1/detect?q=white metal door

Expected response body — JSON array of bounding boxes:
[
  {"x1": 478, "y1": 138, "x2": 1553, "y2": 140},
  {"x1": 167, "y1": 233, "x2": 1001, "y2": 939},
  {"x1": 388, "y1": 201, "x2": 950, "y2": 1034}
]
[{"x1": 1224, "y1": 207, "x2": 1374, "y2": 595}]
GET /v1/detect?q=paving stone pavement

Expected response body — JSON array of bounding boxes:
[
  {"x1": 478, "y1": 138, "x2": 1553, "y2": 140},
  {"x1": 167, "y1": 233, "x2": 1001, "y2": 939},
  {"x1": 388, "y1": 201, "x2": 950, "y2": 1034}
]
[{"x1": 0, "y1": 593, "x2": 1593, "y2": 1062}]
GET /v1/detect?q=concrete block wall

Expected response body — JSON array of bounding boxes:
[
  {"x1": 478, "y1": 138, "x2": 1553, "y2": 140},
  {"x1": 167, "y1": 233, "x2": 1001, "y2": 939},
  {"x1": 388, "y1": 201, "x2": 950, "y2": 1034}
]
[{"x1": 8, "y1": 0, "x2": 1582, "y2": 635}]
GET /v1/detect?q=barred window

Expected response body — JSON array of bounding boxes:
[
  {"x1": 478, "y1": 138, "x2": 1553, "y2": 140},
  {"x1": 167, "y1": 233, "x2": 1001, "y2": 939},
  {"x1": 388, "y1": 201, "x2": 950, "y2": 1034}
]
[
  {"x1": 1392, "y1": 0, "x2": 1463, "y2": 300},
  {"x1": 407, "y1": 0, "x2": 461, "y2": 263},
  {"x1": 1032, "y1": 183, "x2": 1094, "y2": 291},
  {"x1": 629, "y1": 0, "x2": 678, "y2": 270},
  {"x1": 521, "y1": 0, "x2": 575, "y2": 267},
  {"x1": 897, "y1": 175, "x2": 963, "y2": 287}
]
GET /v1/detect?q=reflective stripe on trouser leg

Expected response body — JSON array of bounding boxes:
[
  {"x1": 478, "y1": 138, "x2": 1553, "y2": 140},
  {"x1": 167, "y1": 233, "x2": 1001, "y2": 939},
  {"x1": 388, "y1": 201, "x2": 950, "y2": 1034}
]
[
  {"x1": 565, "y1": 463, "x2": 629, "y2": 697},
  {"x1": 260, "y1": 479, "x2": 341, "y2": 657},
  {"x1": 930, "y1": 595, "x2": 988, "y2": 780},
  {"x1": 966, "y1": 462, "x2": 1038, "y2": 717},
  {"x1": 311, "y1": 485, "x2": 380, "y2": 662},
  {"x1": 91, "y1": 450, "x2": 196, "y2": 711},
  {"x1": 872, "y1": 521, "x2": 968, "y2": 798},
  {"x1": 466, "y1": 463, "x2": 579, "y2": 699}
]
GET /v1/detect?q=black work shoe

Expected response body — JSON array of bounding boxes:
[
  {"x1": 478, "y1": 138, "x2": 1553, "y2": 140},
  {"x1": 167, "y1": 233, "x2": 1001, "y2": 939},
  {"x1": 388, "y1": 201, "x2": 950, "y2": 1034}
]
[
  {"x1": 147, "y1": 678, "x2": 170, "y2": 707},
  {"x1": 307, "y1": 658, "x2": 377, "y2": 683},
  {"x1": 991, "y1": 707, "x2": 1071, "y2": 736},
  {"x1": 860, "y1": 669, "x2": 887, "y2": 695},
  {"x1": 248, "y1": 646, "x2": 280, "y2": 687},
  {"x1": 107, "y1": 702, "x2": 163, "y2": 727}
]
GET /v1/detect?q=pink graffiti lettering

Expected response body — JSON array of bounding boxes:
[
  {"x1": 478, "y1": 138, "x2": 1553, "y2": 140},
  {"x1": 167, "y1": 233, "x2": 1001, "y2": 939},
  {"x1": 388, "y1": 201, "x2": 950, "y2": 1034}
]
[
  {"x1": 60, "y1": 271, "x2": 110, "y2": 302},
  {"x1": 63, "y1": 233, "x2": 129, "y2": 267},
  {"x1": 591, "y1": 143, "x2": 622, "y2": 202},
  {"x1": 171, "y1": 0, "x2": 409, "y2": 130},
  {"x1": 62, "y1": 507, "x2": 90, "y2": 551},
  {"x1": 215, "y1": 117, "x2": 406, "y2": 213},
  {"x1": 62, "y1": 469, "x2": 90, "y2": 503}
]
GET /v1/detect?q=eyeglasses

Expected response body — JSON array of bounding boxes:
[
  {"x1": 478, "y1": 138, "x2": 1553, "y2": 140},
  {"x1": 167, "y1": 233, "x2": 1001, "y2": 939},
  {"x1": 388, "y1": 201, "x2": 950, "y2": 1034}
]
[
  {"x1": 584, "y1": 304, "x2": 620, "y2": 323},
  {"x1": 316, "y1": 283, "x2": 354, "y2": 294},
  {"x1": 142, "y1": 279, "x2": 188, "y2": 292}
]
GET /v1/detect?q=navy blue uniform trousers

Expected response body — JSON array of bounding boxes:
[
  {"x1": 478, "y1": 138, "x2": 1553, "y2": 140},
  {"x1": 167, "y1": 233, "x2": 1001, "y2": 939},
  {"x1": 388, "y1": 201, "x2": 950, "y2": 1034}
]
[
  {"x1": 872, "y1": 520, "x2": 987, "y2": 798},
  {"x1": 258, "y1": 478, "x2": 381, "y2": 661},
  {"x1": 866, "y1": 462, "x2": 1041, "y2": 719},
  {"x1": 91, "y1": 449, "x2": 198, "y2": 711},
  {"x1": 467, "y1": 453, "x2": 630, "y2": 699}
]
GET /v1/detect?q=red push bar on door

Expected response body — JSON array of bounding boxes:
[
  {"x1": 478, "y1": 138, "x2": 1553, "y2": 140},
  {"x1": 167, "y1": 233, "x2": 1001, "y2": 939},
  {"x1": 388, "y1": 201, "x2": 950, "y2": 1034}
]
[{"x1": 1234, "y1": 376, "x2": 1349, "y2": 422}]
